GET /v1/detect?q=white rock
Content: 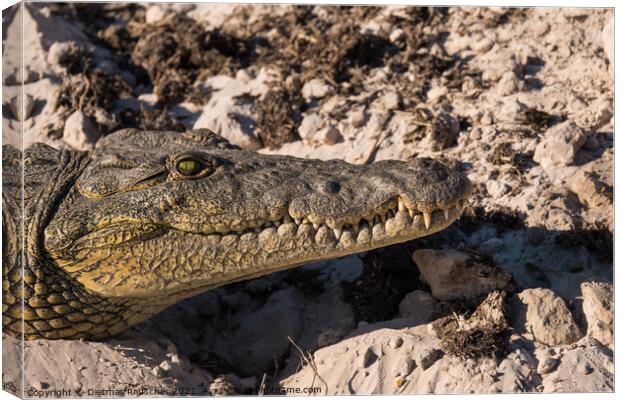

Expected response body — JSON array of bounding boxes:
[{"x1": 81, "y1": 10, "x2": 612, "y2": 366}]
[
  {"x1": 392, "y1": 356, "x2": 415, "y2": 377},
  {"x1": 63, "y1": 110, "x2": 101, "y2": 151},
  {"x1": 412, "y1": 249, "x2": 513, "y2": 301},
  {"x1": 381, "y1": 91, "x2": 400, "y2": 111},
  {"x1": 496, "y1": 71, "x2": 519, "y2": 96},
  {"x1": 193, "y1": 94, "x2": 261, "y2": 150},
  {"x1": 573, "y1": 98, "x2": 613, "y2": 130},
  {"x1": 398, "y1": 290, "x2": 437, "y2": 324},
  {"x1": 481, "y1": 50, "x2": 517, "y2": 82},
  {"x1": 416, "y1": 348, "x2": 443, "y2": 371},
  {"x1": 580, "y1": 282, "x2": 613, "y2": 349},
  {"x1": 7, "y1": 94, "x2": 35, "y2": 121},
  {"x1": 485, "y1": 179, "x2": 510, "y2": 199},
  {"x1": 533, "y1": 121, "x2": 586, "y2": 170},
  {"x1": 544, "y1": 165, "x2": 578, "y2": 186},
  {"x1": 145, "y1": 5, "x2": 167, "y2": 24},
  {"x1": 186, "y1": 3, "x2": 238, "y2": 28},
  {"x1": 567, "y1": 167, "x2": 612, "y2": 210},
  {"x1": 430, "y1": 112, "x2": 460, "y2": 150},
  {"x1": 389, "y1": 28, "x2": 406, "y2": 44},
  {"x1": 138, "y1": 93, "x2": 158, "y2": 106},
  {"x1": 24, "y1": 94, "x2": 36, "y2": 120},
  {"x1": 312, "y1": 126, "x2": 342, "y2": 145},
  {"x1": 301, "y1": 78, "x2": 333, "y2": 100},
  {"x1": 471, "y1": 37, "x2": 494, "y2": 54},
  {"x1": 480, "y1": 112, "x2": 494, "y2": 125},
  {"x1": 514, "y1": 44, "x2": 536, "y2": 66},
  {"x1": 348, "y1": 108, "x2": 366, "y2": 128},
  {"x1": 496, "y1": 99, "x2": 527, "y2": 123},
  {"x1": 298, "y1": 113, "x2": 341, "y2": 146},
  {"x1": 298, "y1": 113, "x2": 324, "y2": 141},
  {"x1": 159, "y1": 360, "x2": 175, "y2": 374},
  {"x1": 389, "y1": 336, "x2": 404, "y2": 349},
  {"x1": 512, "y1": 288, "x2": 583, "y2": 346},
  {"x1": 537, "y1": 356, "x2": 560, "y2": 375},
  {"x1": 426, "y1": 86, "x2": 448, "y2": 103},
  {"x1": 469, "y1": 127, "x2": 482, "y2": 140}
]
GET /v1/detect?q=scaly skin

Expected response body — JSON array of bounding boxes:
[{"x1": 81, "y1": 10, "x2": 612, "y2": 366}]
[{"x1": 2, "y1": 128, "x2": 472, "y2": 340}]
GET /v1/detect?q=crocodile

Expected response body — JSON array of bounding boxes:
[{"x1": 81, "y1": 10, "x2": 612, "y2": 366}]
[{"x1": 2, "y1": 128, "x2": 472, "y2": 340}]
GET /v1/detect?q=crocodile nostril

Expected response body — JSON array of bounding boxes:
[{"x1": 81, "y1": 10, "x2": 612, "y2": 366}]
[{"x1": 317, "y1": 180, "x2": 341, "y2": 194}]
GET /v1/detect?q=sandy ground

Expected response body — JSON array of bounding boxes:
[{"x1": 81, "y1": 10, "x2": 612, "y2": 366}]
[{"x1": 1, "y1": 3, "x2": 614, "y2": 396}]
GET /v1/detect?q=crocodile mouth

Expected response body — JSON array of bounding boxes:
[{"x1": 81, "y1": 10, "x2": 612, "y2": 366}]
[
  {"x1": 215, "y1": 196, "x2": 469, "y2": 244},
  {"x1": 78, "y1": 195, "x2": 469, "y2": 251}
]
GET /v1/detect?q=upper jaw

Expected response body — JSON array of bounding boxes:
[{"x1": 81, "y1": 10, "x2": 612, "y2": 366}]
[
  {"x1": 178, "y1": 156, "x2": 473, "y2": 237},
  {"x1": 47, "y1": 154, "x2": 472, "y2": 251}
]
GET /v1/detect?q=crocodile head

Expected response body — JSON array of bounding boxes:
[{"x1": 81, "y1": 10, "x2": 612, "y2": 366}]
[{"x1": 45, "y1": 128, "x2": 471, "y2": 314}]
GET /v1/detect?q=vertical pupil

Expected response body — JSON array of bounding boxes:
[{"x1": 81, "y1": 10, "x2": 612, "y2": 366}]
[{"x1": 178, "y1": 160, "x2": 198, "y2": 175}]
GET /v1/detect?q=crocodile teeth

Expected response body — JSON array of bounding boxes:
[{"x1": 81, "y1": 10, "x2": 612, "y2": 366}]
[
  {"x1": 273, "y1": 220, "x2": 281, "y2": 227},
  {"x1": 398, "y1": 198, "x2": 406, "y2": 212},
  {"x1": 408, "y1": 209, "x2": 415, "y2": 218},
  {"x1": 313, "y1": 223, "x2": 320, "y2": 230},
  {"x1": 443, "y1": 209, "x2": 450, "y2": 220},
  {"x1": 413, "y1": 214, "x2": 421, "y2": 226},
  {"x1": 333, "y1": 227, "x2": 343, "y2": 240},
  {"x1": 294, "y1": 217, "x2": 302, "y2": 225},
  {"x1": 423, "y1": 211, "x2": 432, "y2": 230},
  {"x1": 351, "y1": 223, "x2": 360, "y2": 235},
  {"x1": 379, "y1": 214, "x2": 387, "y2": 223}
]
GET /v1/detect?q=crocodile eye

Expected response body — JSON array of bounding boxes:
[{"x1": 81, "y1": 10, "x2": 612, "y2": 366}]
[{"x1": 176, "y1": 158, "x2": 203, "y2": 176}]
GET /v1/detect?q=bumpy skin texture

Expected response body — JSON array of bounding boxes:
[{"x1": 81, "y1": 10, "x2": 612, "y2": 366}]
[{"x1": 2, "y1": 129, "x2": 472, "y2": 340}]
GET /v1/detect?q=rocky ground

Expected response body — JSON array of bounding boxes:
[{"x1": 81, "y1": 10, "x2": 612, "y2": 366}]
[{"x1": 2, "y1": 3, "x2": 614, "y2": 396}]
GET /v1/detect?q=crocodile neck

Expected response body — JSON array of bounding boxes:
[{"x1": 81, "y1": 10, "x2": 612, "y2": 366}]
[{"x1": 2, "y1": 145, "x2": 143, "y2": 339}]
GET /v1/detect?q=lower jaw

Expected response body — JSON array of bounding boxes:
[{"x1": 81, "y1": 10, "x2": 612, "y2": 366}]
[
  {"x1": 68, "y1": 208, "x2": 461, "y2": 301},
  {"x1": 197, "y1": 208, "x2": 460, "y2": 289}
]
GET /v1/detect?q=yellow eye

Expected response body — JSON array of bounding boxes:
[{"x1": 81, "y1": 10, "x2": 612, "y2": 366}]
[{"x1": 176, "y1": 159, "x2": 203, "y2": 176}]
